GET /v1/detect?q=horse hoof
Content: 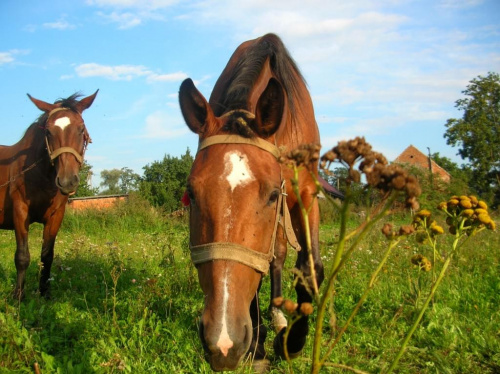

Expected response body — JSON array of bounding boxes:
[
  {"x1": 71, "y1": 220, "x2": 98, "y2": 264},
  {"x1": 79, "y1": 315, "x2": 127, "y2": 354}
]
[
  {"x1": 273, "y1": 328, "x2": 303, "y2": 360},
  {"x1": 252, "y1": 358, "x2": 270, "y2": 373}
]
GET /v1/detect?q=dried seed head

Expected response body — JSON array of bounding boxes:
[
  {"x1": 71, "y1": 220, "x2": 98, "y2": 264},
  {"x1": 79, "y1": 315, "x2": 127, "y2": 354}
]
[
  {"x1": 381, "y1": 223, "x2": 394, "y2": 239},
  {"x1": 299, "y1": 302, "x2": 314, "y2": 316},
  {"x1": 283, "y1": 299, "x2": 298, "y2": 314},
  {"x1": 399, "y1": 224, "x2": 415, "y2": 236},
  {"x1": 280, "y1": 144, "x2": 321, "y2": 169},
  {"x1": 320, "y1": 137, "x2": 420, "y2": 209},
  {"x1": 272, "y1": 297, "x2": 284, "y2": 308}
]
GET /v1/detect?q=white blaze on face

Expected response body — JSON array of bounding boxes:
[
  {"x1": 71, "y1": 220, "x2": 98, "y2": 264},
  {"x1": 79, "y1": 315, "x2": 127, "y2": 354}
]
[
  {"x1": 54, "y1": 116, "x2": 71, "y2": 130},
  {"x1": 223, "y1": 151, "x2": 254, "y2": 192},
  {"x1": 216, "y1": 269, "x2": 233, "y2": 356},
  {"x1": 221, "y1": 151, "x2": 255, "y2": 239}
]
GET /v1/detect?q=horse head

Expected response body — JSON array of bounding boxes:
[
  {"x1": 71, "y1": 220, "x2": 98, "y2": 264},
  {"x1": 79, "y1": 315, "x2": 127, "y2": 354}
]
[
  {"x1": 180, "y1": 77, "x2": 286, "y2": 371},
  {"x1": 27, "y1": 91, "x2": 98, "y2": 195}
]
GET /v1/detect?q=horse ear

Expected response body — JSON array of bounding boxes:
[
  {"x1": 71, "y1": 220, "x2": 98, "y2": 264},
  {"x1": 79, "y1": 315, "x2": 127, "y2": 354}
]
[
  {"x1": 179, "y1": 78, "x2": 213, "y2": 135},
  {"x1": 76, "y1": 90, "x2": 99, "y2": 113},
  {"x1": 253, "y1": 78, "x2": 285, "y2": 137},
  {"x1": 27, "y1": 94, "x2": 57, "y2": 113}
]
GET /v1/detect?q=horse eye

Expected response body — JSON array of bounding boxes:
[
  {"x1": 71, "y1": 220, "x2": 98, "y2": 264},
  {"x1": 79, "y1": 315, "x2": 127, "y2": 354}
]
[
  {"x1": 187, "y1": 186, "x2": 195, "y2": 201},
  {"x1": 268, "y1": 190, "x2": 280, "y2": 204}
]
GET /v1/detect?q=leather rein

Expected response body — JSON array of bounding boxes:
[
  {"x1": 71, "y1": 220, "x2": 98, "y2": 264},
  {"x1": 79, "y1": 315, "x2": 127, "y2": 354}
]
[
  {"x1": 44, "y1": 107, "x2": 88, "y2": 165},
  {"x1": 189, "y1": 133, "x2": 301, "y2": 275}
]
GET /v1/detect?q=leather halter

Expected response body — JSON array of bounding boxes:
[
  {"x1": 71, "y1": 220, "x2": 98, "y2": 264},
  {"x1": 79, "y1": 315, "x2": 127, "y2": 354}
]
[
  {"x1": 190, "y1": 134, "x2": 301, "y2": 274},
  {"x1": 44, "y1": 107, "x2": 86, "y2": 165}
]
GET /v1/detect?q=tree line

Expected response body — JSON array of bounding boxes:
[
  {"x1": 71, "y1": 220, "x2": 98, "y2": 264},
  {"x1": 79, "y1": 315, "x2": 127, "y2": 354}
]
[{"x1": 76, "y1": 72, "x2": 500, "y2": 212}]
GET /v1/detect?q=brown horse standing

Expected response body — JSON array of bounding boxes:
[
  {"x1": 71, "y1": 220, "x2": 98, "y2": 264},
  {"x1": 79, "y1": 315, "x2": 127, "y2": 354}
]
[
  {"x1": 0, "y1": 91, "x2": 98, "y2": 299},
  {"x1": 179, "y1": 33, "x2": 324, "y2": 371}
]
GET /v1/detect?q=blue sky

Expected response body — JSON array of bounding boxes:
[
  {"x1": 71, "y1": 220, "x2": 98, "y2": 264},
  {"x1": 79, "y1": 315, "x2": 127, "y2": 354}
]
[{"x1": 1, "y1": 0, "x2": 499, "y2": 188}]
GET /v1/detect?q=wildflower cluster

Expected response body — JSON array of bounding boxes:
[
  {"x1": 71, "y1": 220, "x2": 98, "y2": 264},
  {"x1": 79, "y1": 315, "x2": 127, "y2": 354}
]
[
  {"x1": 412, "y1": 209, "x2": 445, "y2": 243},
  {"x1": 437, "y1": 195, "x2": 496, "y2": 234},
  {"x1": 411, "y1": 254, "x2": 432, "y2": 272},
  {"x1": 279, "y1": 143, "x2": 321, "y2": 169},
  {"x1": 320, "y1": 137, "x2": 421, "y2": 209},
  {"x1": 272, "y1": 297, "x2": 314, "y2": 317}
]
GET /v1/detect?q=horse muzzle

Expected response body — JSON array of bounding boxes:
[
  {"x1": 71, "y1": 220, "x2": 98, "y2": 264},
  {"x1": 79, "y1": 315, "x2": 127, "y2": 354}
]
[
  {"x1": 199, "y1": 318, "x2": 252, "y2": 371},
  {"x1": 56, "y1": 174, "x2": 80, "y2": 195}
]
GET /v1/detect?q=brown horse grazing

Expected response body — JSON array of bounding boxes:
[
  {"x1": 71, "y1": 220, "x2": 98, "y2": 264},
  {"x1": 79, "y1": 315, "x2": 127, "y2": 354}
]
[
  {"x1": 179, "y1": 33, "x2": 324, "y2": 371},
  {"x1": 0, "y1": 91, "x2": 98, "y2": 299}
]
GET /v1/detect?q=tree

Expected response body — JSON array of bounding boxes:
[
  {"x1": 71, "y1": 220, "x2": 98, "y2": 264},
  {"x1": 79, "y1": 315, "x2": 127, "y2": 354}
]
[
  {"x1": 431, "y1": 152, "x2": 472, "y2": 194},
  {"x1": 444, "y1": 72, "x2": 500, "y2": 207},
  {"x1": 139, "y1": 149, "x2": 193, "y2": 211},
  {"x1": 100, "y1": 167, "x2": 140, "y2": 195},
  {"x1": 74, "y1": 160, "x2": 98, "y2": 197}
]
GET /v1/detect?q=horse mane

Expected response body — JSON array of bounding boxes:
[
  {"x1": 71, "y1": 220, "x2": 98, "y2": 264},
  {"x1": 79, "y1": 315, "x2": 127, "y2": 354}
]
[{"x1": 215, "y1": 33, "x2": 306, "y2": 120}]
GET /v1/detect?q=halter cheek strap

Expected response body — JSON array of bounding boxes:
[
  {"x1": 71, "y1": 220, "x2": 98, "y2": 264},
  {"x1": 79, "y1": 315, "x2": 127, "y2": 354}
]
[{"x1": 190, "y1": 134, "x2": 301, "y2": 275}]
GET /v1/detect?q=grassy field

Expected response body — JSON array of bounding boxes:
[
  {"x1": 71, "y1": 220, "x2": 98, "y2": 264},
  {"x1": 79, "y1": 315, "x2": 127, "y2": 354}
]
[{"x1": 0, "y1": 195, "x2": 499, "y2": 373}]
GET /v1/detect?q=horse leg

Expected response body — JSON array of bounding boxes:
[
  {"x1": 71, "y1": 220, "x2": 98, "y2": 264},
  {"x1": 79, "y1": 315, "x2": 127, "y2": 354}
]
[
  {"x1": 39, "y1": 211, "x2": 64, "y2": 298},
  {"x1": 13, "y1": 207, "x2": 30, "y2": 300},
  {"x1": 248, "y1": 282, "x2": 269, "y2": 373},
  {"x1": 274, "y1": 195, "x2": 324, "y2": 358}
]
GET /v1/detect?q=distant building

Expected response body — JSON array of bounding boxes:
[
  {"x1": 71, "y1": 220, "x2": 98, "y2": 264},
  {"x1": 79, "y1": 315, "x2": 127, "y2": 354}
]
[
  {"x1": 394, "y1": 145, "x2": 451, "y2": 183},
  {"x1": 67, "y1": 194, "x2": 128, "y2": 210},
  {"x1": 318, "y1": 176, "x2": 345, "y2": 200}
]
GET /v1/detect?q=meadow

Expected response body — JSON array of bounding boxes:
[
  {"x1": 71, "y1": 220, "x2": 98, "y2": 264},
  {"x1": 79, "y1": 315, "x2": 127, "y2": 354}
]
[{"x1": 0, "y1": 194, "x2": 499, "y2": 373}]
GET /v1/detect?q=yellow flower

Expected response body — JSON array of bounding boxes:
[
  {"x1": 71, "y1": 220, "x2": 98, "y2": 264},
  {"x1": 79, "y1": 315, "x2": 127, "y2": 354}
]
[
  {"x1": 477, "y1": 201, "x2": 488, "y2": 210},
  {"x1": 437, "y1": 202, "x2": 448, "y2": 211},
  {"x1": 475, "y1": 208, "x2": 488, "y2": 215},
  {"x1": 448, "y1": 198, "x2": 459, "y2": 207},
  {"x1": 477, "y1": 213, "x2": 492, "y2": 225},
  {"x1": 461, "y1": 209, "x2": 475, "y2": 218},
  {"x1": 469, "y1": 195, "x2": 478, "y2": 206},
  {"x1": 430, "y1": 223, "x2": 444, "y2": 235},
  {"x1": 417, "y1": 209, "x2": 432, "y2": 218},
  {"x1": 459, "y1": 199, "x2": 472, "y2": 209},
  {"x1": 487, "y1": 220, "x2": 496, "y2": 230}
]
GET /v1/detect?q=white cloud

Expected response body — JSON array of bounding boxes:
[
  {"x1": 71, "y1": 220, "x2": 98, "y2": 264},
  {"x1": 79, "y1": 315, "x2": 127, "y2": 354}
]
[
  {"x1": 96, "y1": 11, "x2": 143, "y2": 28},
  {"x1": 43, "y1": 18, "x2": 76, "y2": 30},
  {"x1": 0, "y1": 49, "x2": 30, "y2": 65},
  {"x1": 147, "y1": 71, "x2": 189, "y2": 83},
  {"x1": 89, "y1": 0, "x2": 179, "y2": 28},
  {"x1": 142, "y1": 110, "x2": 188, "y2": 139},
  {"x1": 74, "y1": 63, "x2": 189, "y2": 83},
  {"x1": 0, "y1": 52, "x2": 15, "y2": 65},
  {"x1": 87, "y1": 0, "x2": 179, "y2": 10},
  {"x1": 75, "y1": 63, "x2": 151, "y2": 80}
]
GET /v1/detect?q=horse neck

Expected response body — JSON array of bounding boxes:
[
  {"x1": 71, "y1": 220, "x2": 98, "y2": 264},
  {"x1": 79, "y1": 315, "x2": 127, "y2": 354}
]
[{"x1": 17, "y1": 123, "x2": 52, "y2": 170}]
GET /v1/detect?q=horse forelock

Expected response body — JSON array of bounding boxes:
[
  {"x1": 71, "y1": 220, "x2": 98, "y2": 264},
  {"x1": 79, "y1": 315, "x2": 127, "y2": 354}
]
[{"x1": 221, "y1": 112, "x2": 257, "y2": 139}]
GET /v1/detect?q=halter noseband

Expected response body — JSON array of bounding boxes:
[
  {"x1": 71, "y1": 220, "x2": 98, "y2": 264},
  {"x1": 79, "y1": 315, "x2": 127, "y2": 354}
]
[
  {"x1": 44, "y1": 107, "x2": 87, "y2": 165},
  {"x1": 189, "y1": 134, "x2": 301, "y2": 275}
]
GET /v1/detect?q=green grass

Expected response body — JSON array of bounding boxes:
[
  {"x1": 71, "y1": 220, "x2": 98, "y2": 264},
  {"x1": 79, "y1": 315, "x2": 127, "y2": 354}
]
[{"x1": 0, "y1": 198, "x2": 499, "y2": 373}]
